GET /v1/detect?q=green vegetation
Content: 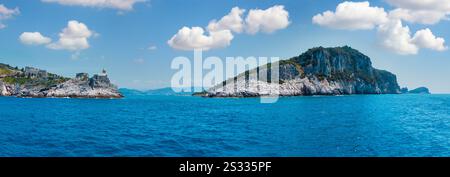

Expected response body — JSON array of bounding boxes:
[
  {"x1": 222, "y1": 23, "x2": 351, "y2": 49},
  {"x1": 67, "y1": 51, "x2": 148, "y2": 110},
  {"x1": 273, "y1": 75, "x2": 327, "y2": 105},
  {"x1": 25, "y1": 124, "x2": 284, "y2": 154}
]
[
  {"x1": 0, "y1": 63, "x2": 69, "y2": 87},
  {"x1": 2, "y1": 76, "x2": 31, "y2": 85},
  {"x1": 220, "y1": 59, "x2": 306, "y2": 85},
  {"x1": 280, "y1": 59, "x2": 305, "y2": 77},
  {"x1": 0, "y1": 68, "x2": 12, "y2": 75},
  {"x1": 2, "y1": 75, "x2": 68, "y2": 87}
]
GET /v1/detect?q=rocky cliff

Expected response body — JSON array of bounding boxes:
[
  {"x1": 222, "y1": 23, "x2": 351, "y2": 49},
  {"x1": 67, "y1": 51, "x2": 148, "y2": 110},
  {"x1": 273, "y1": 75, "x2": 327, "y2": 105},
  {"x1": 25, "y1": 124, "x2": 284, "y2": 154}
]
[
  {"x1": 0, "y1": 64, "x2": 122, "y2": 98},
  {"x1": 204, "y1": 46, "x2": 401, "y2": 97}
]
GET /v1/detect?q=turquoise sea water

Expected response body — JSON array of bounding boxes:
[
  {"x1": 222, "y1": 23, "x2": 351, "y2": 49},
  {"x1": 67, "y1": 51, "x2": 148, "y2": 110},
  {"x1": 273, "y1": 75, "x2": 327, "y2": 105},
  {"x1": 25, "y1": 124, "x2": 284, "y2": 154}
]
[{"x1": 0, "y1": 93, "x2": 449, "y2": 157}]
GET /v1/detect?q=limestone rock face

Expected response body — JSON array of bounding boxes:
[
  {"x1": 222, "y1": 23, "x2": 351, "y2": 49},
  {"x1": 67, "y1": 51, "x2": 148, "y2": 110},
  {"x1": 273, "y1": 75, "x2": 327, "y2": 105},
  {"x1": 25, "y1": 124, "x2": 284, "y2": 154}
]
[
  {"x1": 0, "y1": 81, "x2": 11, "y2": 96},
  {"x1": 46, "y1": 73, "x2": 122, "y2": 98},
  {"x1": 204, "y1": 46, "x2": 401, "y2": 97}
]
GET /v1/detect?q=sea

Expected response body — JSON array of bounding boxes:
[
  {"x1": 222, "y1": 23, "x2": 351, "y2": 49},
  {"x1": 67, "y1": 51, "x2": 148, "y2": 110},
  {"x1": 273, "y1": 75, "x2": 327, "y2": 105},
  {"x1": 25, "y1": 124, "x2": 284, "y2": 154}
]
[{"x1": 0, "y1": 92, "x2": 449, "y2": 157}]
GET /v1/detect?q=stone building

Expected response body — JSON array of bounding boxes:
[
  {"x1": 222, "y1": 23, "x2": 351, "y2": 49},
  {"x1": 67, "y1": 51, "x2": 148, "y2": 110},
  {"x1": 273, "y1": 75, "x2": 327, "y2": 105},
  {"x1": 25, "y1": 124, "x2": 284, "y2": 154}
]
[
  {"x1": 24, "y1": 67, "x2": 48, "y2": 78},
  {"x1": 89, "y1": 69, "x2": 113, "y2": 88}
]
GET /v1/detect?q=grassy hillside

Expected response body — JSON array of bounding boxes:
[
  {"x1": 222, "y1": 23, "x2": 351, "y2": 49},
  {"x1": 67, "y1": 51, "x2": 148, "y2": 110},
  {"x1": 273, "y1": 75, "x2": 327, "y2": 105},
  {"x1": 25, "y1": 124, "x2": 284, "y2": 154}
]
[
  {"x1": 0, "y1": 68, "x2": 12, "y2": 75},
  {"x1": 0, "y1": 64, "x2": 16, "y2": 76},
  {"x1": 0, "y1": 63, "x2": 69, "y2": 87}
]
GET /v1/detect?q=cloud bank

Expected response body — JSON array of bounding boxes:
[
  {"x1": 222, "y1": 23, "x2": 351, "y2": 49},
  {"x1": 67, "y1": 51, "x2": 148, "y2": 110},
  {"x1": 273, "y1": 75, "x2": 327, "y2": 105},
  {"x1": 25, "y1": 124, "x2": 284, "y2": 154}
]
[
  {"x1": 168, "y1": 27, "x2": 234, "y2": 51},
  {"x1": 47, "y1": 20, "x2": 93, "y2": 51},
  {"x1": 168, "y1": 5, "x2": 290, "y2": 51},
  {"x1": 245, "y1": 5, "x2": 291, "y2": 34},
  {"x1": 19, "y1": 32, "x2": 52, "y2": 45},
  {"x1": 207, "y1": 7, "x2": 246, "y2": 33},
  {"x1": 20, "y1": 20, "x2": 95, "y2": 52},
  {"x1": 313, "y1": 1, "x2": 447, "y2": 55},
  {"x1": 312, "y1": 1, "x2": 388, "y2": 30}
]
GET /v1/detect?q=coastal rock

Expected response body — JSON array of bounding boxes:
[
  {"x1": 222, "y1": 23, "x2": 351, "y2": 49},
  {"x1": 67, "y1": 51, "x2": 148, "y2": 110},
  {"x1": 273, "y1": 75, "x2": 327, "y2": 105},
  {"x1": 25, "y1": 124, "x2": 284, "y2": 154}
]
[
  {"x1": 0, "y1": 64, "x2": 122, "y2": 98},
  {"x1": 408, "y1": 87, "x2": 430, "y2": 94},
  {"x1": 204, "y1": 46, "x2": 401, "y2": 97},
  {"x1": 46, "y1": 72, "x2": 122, "y2": 98},
  {"x1": 400, "y1": 87, "x2": 409, "y2": 94},
  {"x1": 0, "y1": 81, "x2": 11, "y2": 96}
]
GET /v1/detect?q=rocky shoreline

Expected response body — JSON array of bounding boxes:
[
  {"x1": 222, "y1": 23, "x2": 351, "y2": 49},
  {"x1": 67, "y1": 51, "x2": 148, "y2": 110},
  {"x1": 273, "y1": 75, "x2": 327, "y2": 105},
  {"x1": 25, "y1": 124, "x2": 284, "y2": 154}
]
[
  {"x1": 0, "y1": 64, "x2": 122, "y2": 98},
  {"x1": 200, "y1": 46, "x2": 403, "y2": 97}
]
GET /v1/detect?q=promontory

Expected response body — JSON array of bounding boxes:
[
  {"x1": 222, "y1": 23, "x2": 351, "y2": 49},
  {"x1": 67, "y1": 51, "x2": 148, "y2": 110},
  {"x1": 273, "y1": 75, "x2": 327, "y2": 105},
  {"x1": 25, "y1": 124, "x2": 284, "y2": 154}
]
[
  {"x1": 202, "y1": 46, "x2": 402, "y2": 97},
  {"x1": 0, "y1": 64, "x2": 122, "y2": 98}
]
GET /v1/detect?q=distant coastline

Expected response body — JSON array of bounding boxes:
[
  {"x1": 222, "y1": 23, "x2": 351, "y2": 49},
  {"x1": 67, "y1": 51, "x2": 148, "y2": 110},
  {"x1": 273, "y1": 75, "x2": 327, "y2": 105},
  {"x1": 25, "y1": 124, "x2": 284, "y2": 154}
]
[{"x1": 1, "y1": 45, "x2": 433, "y2": 100}]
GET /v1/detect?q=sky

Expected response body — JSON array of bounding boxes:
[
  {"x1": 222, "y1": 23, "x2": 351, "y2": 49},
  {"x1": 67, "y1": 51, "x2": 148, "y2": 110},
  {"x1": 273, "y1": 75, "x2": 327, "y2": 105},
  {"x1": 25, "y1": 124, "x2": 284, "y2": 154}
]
[{"x1": 0, "y1": 0, "x2": 449, "y2": 93}]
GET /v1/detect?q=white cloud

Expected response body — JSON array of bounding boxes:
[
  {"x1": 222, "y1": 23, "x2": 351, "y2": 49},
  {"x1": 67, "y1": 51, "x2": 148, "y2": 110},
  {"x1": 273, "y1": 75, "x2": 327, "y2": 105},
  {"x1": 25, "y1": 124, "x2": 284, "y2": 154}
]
[
  {"x1": 41, "y1": 0, "x2": 146, "y2": 11},
  {"x1": 385, "y1": 0, "x2": 450, "y2": 11},
  {"x1": 47, "y1": 20, "x2": 94, "y2": 51},
  {"x1": 377, "y1": 20, "x2": 447, "y2": 55},
  {"x1": 167, "y1": 26, "x2": 233, "y2": 51},
  {"x1": 19, "y1": 32, "x2": 52, "y2": 45},
  {"x1": 245, "y1": 5, "x2": 290, "y2": 34},
  {"x1": 313, "y1": 1, "x2": 448, "y2": 55},
  {"x1": 207, "y1": 7, "x2": 245, "y2": 33},
  {"x1": 377, "y1": 19, "x2": 419, "y2": 55},
  {"x1": 0, "y1": 4, "x2": 20, "y2": 29},
  {"x1": 168, "y1": 5, "x2": 290, "y2": 51},
  {"x1": 312, "y1": 1, "x2": 388, "y2": 30},
  {"x1": 388, "y1": 8, "x2": 447, "y2": 25},
  {"x1": 412, "y1": 28, "x2": 447, "y2": 51},
  {"x1": 0, "y1": 4, "x2": 19, "y2": 19},
  {"x1": 386, "y1": 0, "x2": 450, "y2": 24}
]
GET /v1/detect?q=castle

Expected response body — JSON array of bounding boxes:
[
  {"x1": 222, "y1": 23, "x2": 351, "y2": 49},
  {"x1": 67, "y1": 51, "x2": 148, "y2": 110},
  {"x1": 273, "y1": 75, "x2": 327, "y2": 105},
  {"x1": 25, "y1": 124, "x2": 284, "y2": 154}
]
[
  {"x1": 24, "y1": 67, "x2": 48, "y2": 78},
  {"x1": 75, "y1": 69, "x2": 113, "y2": 88}
]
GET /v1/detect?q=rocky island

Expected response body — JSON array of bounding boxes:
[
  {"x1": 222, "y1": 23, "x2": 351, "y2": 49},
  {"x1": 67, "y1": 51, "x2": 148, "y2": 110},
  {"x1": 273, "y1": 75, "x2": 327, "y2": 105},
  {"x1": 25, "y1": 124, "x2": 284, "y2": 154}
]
[
  {"x1": 401, "y1": 87, "x2": 431, "y2": 94},
  {"x1": 202, "y1": 46, "x2": 402, "y2": 97},
  {"x1": 0, "y1": 64, "x2": 122, "y2": 98}
]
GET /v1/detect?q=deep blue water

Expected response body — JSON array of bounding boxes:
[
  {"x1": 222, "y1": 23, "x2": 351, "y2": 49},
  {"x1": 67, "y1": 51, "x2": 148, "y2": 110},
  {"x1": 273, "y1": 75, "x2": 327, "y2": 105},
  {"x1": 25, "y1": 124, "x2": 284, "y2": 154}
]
[{"x1": 0, "y1": 94, "x2": 449, "y2": 157}]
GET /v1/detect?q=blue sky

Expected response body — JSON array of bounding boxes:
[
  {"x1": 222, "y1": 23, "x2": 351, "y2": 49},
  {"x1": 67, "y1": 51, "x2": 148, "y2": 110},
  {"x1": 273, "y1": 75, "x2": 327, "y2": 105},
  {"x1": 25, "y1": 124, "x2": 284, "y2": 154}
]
[{"x1": 0, "y1": 0, "x2": 449, "y2": 93}]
